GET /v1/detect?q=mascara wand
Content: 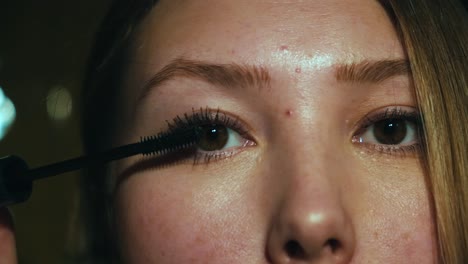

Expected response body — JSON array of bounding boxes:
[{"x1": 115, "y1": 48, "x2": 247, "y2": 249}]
[{"x1": 0, "y1": 127, "x2": 200, "y2": 207}]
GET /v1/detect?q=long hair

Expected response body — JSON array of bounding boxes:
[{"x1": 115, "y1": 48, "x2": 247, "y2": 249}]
[
  {"x1": 382, "y1": 0, "x2": 468, "y2": 262},
  {"x1": 77, "y1": 0, "x2": 468, "y2": 262}
]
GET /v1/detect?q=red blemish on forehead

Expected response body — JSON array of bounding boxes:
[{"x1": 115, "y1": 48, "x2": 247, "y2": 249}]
[
  {"x1": 279, "y1": 45, "x2": 288, "y2": 51},
  {"x1": 295, "y1": 67, "x2": 302, "y2": 73},
  {"x1": 285, "y1": 109, "x2": 293, "y2": 117}
]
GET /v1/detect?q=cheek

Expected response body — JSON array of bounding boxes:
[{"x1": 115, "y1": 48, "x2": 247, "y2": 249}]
[
  {"x1": 354, "y1": 203, "x2": 436, "y2": 263},
  {"x1": 377, "y1": 206, "x2": 435, "y2": 261},
  {"x1": 403, "y1": 211, "x2": 437, "y2": 260},
  {"x1": 114, "y1": 168, "x2": 262, "y2": 263},
  {"x1": 355, "y1": 166, "x2": 437, "y2": 262}
]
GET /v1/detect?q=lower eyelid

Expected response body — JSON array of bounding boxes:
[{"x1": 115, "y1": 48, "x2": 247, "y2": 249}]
[
  {"x1": 193, "y1": 144, "x2": 253, "y2": 164},
  {"x1": 353, "y1": 142, "x2": 422, "y2": 158}
]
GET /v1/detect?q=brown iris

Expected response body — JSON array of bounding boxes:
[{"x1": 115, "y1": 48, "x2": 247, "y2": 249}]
[
  {"x1": 374, "y1": 118, "x2": 407, "y2": 144},
  {"x1": 196, "y1": 124, "x2": 229, "y2": 151}
]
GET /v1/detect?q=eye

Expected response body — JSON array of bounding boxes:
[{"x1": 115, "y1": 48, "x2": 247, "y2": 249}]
[
  {"x1": 165, "y1": 108, "x2": 256, "y2": 164},
  {"x1": 352, "y1": 107, "x2": 422, "y2": 155},
  {"x1": 196, "y1": 124, "x2": 246, "y2": 151},
  {"x1": 356, "y1": 118, "x2": 418, "y2": 146}
]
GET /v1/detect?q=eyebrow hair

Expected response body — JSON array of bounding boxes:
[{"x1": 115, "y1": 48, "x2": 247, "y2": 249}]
[
  {"x1": 138, "y1": 58, "x2": 409, "y2": 103},
  {"x1": 138, "y1": 58, "x2": 271, "y2": 102},
  {"x1": 335, "y1": 59, "x2": 410, "y2": 83}
]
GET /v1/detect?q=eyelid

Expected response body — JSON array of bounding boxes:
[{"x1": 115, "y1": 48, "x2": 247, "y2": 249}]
[
  {"x1": 193, "y1": 141, "x2": 255, "y2": 164},
  {"x1": 352, "y1": 106, "x2": 420, "y2": 134},
  {"x1": 166, "y1": 107, "x2": 257, "y2": 141}
]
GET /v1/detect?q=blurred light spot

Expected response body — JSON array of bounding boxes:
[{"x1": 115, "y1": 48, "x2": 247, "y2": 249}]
[
  {"x1": 46, "y1": 86, "x2": 73, "y2": 121},
  {"x1": 308, "y1": 213, "x2": 324, "y2": 224},
  {"x1": 0, "y1": 87, "x2": 16, "y2": 141}
]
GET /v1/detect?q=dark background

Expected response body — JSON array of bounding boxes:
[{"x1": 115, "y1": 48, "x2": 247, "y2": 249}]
[
  {"x1": 0, "y1": 1, "x2": 467, "y2": 263},
  {"x1": 0, "y1": 1, "x2": 111, "y2": 263}
]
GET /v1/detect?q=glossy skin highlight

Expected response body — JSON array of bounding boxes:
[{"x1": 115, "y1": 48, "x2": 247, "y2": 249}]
[{"x1": 112, "y1": 0, "x2": 437, "y2": 263}]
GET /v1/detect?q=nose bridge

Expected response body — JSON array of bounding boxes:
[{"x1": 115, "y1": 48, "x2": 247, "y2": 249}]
[
  {"x1": 266, "y1": 123, "x2": 355, "y2": 263},
  {"x1": 271, "y1": 113, "x2": 344, "y2": 206},
  {"x1": 275, "y1": 121, "x2": 342, "y2": 196},
  {"x1": 276, "y1": 132, "x2": 346, "y2": 236}
]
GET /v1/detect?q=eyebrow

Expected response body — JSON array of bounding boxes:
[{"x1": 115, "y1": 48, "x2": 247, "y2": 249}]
[
  {"x1": 138, "y1": 58, "x2": 410, "y2": 102},
  {"x1": 138, "y1": 58, "x2": 271, "y2": 102},
  {"x1": 335, "y1": 59, "x2": 410, "y2": 83}
]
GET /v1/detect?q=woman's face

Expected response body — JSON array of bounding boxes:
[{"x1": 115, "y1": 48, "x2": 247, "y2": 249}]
[{"x1": 112, "y1": 0, "x2": 436, "y2": 263}]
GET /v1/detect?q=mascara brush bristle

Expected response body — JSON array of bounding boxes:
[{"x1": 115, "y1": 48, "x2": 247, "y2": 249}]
[{"x1": 139, "y1": 127, "x2": 199, "y2": 156}]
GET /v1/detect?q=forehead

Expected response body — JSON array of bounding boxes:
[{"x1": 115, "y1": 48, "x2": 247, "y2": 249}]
[{"x1": 131, "y1": 0, "x2": 403, "y2": 68}]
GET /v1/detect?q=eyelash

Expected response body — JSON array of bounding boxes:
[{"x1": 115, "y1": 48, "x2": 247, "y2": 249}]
[
  {"x1": 352, "y1": 107, "x2": 423, "y2": 157},
  {"x1": 164, "y1": 107, "x2": 254, "y2": 165},
  {"x1": 160, "y1": 106, "x2": 423, "y2": 166}
]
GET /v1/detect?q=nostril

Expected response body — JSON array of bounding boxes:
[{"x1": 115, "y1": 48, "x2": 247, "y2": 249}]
[
  {"x1": 325, "y1": 238, "x2": 341, "y2": 253},
  {"x1": 284, "y1": 240, "x2": 306, "y2": 259}
]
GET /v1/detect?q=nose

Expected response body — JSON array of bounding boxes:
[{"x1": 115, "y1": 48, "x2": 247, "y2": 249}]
[{"x1": 266, "y1": 170, "x2": 356, "y2": 263}]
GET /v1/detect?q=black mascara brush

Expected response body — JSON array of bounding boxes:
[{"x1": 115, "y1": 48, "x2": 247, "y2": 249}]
[{"x1": 0, "y1": 127, "x2": 200, "y2": 207}]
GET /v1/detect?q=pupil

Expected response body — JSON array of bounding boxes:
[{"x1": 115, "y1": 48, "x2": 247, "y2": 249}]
[
  {"x1": 197, "y1": 124, "x2": 228, "y2": 151},
  {"x1": 374, "y1": 118, "x2": 407, "y2": 144}
]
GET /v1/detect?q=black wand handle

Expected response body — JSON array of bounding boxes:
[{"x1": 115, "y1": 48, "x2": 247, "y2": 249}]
[
  {"x1": 0, "y1": 145, "x2": 144, "y2": 207},
  {"x1": 0, "y1": 127, "x2": 200, "y2": 207},
  {"x1": 0, "y1": 156, "x2": 31, "y2": 207}
]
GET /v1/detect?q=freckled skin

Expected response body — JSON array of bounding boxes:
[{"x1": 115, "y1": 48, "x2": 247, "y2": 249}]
[{"x1": 114, "y1": 0, "x2": 437, "y2": 263}]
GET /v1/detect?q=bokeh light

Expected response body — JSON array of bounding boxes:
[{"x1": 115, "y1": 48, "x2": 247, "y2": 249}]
[
  {"x1": 46, "y1": 86, "x2": 73, "y2": 121},
  {"x1": 0, "y1": 86, "x2": 16, "y2": 141}
]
